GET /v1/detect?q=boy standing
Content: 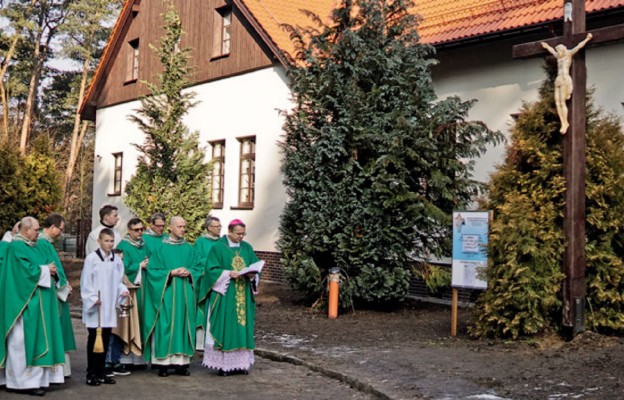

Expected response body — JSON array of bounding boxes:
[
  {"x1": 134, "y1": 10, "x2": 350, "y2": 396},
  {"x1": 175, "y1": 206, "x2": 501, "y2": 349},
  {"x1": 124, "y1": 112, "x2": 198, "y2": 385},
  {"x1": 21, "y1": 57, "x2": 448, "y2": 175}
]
[{"x1": 81, "y1": 228, "x2": 129, "y2": 386}]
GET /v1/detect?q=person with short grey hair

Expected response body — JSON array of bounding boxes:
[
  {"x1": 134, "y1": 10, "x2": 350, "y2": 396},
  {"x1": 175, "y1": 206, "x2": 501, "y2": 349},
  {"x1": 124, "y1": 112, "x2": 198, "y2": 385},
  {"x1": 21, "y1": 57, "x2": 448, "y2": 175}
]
[
  {"x1": 194, "y1": 215, "x2": 222, "y2": 347},
  {"x1": 0, "y1": 216, "x2": 65, "y2": 395}
]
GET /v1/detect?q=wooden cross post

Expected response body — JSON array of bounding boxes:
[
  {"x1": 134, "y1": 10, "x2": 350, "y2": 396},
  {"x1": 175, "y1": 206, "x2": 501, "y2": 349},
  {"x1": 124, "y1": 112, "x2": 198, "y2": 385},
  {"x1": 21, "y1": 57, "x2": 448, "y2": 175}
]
[{"x1": 513, "y1": 0, "x2": 624, "y2": 338}]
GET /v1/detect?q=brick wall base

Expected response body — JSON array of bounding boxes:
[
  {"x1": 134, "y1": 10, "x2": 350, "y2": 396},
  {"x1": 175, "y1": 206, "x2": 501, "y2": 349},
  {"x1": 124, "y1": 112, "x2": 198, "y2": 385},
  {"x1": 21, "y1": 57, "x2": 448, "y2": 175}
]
[{"x1": 255, "y1": 251, "x2": 289, "y2": 285}]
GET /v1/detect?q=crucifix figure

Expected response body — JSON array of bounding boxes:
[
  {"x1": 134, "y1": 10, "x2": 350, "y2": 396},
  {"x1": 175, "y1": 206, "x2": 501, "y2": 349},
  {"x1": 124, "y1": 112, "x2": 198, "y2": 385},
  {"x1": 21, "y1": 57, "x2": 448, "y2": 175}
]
[
  {"x1": 513, "y1": 0, "x2": 624, "y2": 338},
  {"x1": 541, "y1": 33, "x2": 592, "y2": 133}
]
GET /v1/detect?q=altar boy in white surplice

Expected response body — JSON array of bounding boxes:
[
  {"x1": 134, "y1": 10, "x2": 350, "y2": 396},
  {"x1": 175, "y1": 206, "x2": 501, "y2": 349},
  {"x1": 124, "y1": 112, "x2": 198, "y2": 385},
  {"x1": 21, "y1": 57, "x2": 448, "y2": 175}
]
[{"x1": 81, "y1": 228, "x2": 129, "y2": 386}]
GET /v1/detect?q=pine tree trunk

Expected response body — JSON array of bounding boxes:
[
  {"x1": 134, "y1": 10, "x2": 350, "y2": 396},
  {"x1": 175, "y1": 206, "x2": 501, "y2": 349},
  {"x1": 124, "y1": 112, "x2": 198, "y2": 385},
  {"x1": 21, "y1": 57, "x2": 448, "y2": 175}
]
[
  {"x1": 63, "y1": 56, "x2": 92, "y2": 209},
  {"x1": 19, "y1": 30, "x2": 45, "y2": 154},
  {"x1": 0, "y1": 35, "x2": 20, "y2": 144},
  {"x1": 64, "y1": 121, "x2": 89, "y2": 210},
  {"x1": 19, "y1": 12, "x2": 55, "y2": 154}
]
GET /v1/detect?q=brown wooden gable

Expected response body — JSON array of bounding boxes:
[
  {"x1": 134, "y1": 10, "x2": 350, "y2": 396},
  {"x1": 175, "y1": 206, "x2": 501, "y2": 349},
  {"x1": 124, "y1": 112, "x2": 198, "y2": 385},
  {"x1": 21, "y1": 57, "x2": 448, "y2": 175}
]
[{"x1": 83, "y1": 0, "x2": 279, "y2": 120}]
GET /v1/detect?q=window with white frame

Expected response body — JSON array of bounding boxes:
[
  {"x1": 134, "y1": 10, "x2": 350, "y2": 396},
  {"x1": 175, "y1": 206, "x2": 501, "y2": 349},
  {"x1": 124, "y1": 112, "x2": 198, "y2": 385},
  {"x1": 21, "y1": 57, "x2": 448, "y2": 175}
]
[
  {"x1": 237, "y1": 136, "x2": 255, "y2": 208},
  {"x1": 111, "y1": 152, "x2": 123, "y2": 196},
  {"x1": 210, "y1": 140, "x2": 225, "y2": 208}
]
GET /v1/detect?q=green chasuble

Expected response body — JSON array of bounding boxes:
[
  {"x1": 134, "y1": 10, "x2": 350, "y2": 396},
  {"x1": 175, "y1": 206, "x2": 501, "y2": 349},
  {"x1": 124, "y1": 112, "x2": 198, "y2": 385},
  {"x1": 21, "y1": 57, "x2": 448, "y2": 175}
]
[
  {"x1": 142, "y1": 231, "x2": 168, "y2": 258},
  {"x1": 0, "y1": 237, "x2": 65, "y2": 368},
  {"x1": 143, "y1": 239, "x2": 201, "y2": 362},
  {"x1": 116, "y1": 237, "x2": 148, "y2": 329},
  {"x1": 35, "y1": 236, "x2": 76, "y2": 352},
  {"x1": 0, "y1": 240, "x2": 7, "y2": 264},
  {"x1": 193, "y1": 235, "x2": 220, "y2": 330},
  {"x1": 198, "y1": 237, "x2": 259, "y2": 352}
]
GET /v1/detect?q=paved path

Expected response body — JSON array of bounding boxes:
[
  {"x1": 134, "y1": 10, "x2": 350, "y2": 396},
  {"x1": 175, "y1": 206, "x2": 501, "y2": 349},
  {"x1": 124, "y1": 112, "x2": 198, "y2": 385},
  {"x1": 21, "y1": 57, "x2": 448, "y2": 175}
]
[{"x1": 2, "y1": 319, "x2": 374, "y2": 400}]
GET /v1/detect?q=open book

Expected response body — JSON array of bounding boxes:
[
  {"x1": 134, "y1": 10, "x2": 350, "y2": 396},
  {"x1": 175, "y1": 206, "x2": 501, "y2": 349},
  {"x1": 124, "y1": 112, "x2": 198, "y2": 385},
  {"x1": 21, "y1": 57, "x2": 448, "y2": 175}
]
[{"x1": 238, "y1": 260, "x2": 264, "y2": 276}]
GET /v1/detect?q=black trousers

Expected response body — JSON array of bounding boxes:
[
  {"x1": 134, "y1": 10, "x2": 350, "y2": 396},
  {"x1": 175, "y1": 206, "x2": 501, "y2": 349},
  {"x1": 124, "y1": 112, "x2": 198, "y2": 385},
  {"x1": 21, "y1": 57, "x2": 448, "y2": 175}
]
[{"x1": 86, "y1": 327, "x2": 112, "y2": 377}]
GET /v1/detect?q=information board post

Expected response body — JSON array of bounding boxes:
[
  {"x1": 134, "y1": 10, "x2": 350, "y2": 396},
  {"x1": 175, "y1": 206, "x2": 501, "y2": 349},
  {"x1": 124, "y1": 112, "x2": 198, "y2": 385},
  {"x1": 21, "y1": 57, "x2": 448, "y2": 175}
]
[{"x1": 451, "y1": 211, "x2": 491, "y2": 337}]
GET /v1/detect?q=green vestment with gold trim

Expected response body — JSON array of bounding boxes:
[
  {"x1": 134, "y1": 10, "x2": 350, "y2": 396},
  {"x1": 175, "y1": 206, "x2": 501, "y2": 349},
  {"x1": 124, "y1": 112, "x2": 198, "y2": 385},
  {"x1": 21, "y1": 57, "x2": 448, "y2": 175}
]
[
  {"x1": 0, "y1": 239, "x2": 65, "y2": 368},
  {"x1": 199, "y1": 236, "x2": 259, "y2": 352},
  {"x1": 142, "y1": 240, "x2": 201, "y2": 362},
  {"x1": 34, "y1": 238, "x2": 76, "y2": 352}
]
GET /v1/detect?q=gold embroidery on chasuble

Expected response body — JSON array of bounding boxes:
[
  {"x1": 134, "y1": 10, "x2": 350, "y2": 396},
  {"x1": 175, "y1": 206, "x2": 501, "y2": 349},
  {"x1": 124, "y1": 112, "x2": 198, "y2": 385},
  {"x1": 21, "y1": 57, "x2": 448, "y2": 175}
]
[{"x1": 232, "y1": 252, "x2": 247, "y2": 326}]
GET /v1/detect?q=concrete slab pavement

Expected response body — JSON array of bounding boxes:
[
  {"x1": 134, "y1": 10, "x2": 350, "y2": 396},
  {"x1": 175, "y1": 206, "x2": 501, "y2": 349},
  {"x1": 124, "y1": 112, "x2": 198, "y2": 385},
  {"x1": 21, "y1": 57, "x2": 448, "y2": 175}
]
[{"x1": 2, "y1": 319, "x2": 375, "y2": 400}]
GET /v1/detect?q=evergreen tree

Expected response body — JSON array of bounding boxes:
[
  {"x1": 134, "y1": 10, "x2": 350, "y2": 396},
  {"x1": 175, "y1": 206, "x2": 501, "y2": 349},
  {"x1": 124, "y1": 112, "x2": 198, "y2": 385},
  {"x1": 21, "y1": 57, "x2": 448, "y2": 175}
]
[
  {"x1": 471, "y1": 61, "x2": 624, "y2": 338},
  {"x1": 124, "y1": 2, "x2": 211, "y2": 240},
  {"x1": 0, "y1": 136, "x2": 62, "y2": 232},
  {"x1": 279, "y1": 0, "x2": 502, "y2": 305}
]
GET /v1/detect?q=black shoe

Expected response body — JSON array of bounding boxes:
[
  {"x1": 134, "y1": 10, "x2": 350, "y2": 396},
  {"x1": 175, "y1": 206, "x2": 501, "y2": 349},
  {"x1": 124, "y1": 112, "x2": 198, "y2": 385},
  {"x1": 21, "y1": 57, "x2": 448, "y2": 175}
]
[
  {"x1": 232, "y1": 369, "x2": 248, "y2": 375},
  {"x1": 175, "y1": 367, "x2": 190, "y2": 376},
  {"x1": 104, "y1": 363, "x2": 114, "y2": 378},
  {"x1": 158, "y1": 367, "x2": 169, "y2": 377},
  {"x1": 6, "y1": 388, "x2": 46, "y2": 396},
  {"x1": 86, "y1": 375, "x2": 101, "y2": 386},
  {"x1": 97, "y1": 376, "x2": 116, "y2": 385},
  {"x1": 112, "y1": 364, "x2": 131, "y2": 376},
  {"x1": 217, "y1": 369, "x2": 229, "y2": 377}
]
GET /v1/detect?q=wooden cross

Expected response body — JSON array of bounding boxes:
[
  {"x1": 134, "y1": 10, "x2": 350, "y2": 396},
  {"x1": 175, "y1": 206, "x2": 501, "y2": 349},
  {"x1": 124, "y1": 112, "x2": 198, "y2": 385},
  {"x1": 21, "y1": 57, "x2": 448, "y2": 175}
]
[{"x1": 513, "y1": 0, "x2": 624, "y2": 337}]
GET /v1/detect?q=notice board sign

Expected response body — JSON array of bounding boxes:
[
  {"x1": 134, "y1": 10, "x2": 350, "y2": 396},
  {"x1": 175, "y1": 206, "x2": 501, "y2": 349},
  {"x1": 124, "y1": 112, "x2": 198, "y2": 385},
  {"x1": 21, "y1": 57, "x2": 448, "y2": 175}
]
[{"x1": 451, "y1": 211, "x2": 490, "y2": 289}]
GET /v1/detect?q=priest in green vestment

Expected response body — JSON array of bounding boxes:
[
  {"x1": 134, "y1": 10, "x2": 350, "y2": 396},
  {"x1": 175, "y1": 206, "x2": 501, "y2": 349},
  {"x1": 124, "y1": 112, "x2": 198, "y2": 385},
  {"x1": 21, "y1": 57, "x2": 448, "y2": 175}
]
[
  {"x1": 0, "y1": 234, "x2": 7, "y2": 385},
  {"x1": 142, "y1": 212, "x2": 168, "y2": 257},
  {"x1": 0, "y1": 217, "x2": 65, "y2": 395},
  {"x1": 0, "y1": 239, "x2": 6, "y2": 264},
  {"x1": 193, "y1": 215, "x2": 222, "y2": 346},
  {"x1": 143, "y1": 216, "x2": 201, "y2": 377},
  {"x1": 115, "y1": 217, "x2": 149, "y2": 365},
  {"x1": 199, "y1": 219, "x2": 261, "y2": 375},
  {"x1": 35, "y1": 213, "x2": 76, "y2": 378}
]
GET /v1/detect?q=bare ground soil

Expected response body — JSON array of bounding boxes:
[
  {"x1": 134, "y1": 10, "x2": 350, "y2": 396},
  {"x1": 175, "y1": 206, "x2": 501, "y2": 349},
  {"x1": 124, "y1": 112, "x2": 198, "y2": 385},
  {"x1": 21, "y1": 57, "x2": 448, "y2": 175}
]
[
  {"x1": 64, "y1": 259, "x2": 624, "y2": 399},
  {"x1": 253, "y1": 283, "x2": 624, "y2": 400}
]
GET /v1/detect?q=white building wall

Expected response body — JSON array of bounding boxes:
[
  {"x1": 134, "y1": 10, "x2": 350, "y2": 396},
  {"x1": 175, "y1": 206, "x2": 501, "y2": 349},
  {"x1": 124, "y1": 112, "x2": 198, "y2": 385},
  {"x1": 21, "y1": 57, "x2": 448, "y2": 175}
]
[
  {"x1": 92, "y1": 66, "x2": 292, "y2": 252},
  {"x1": 433, "y1": 40, "x2": 624, "y2": 185},
  {"x1": 93, "y1": 41, "x2": 624, "y2": 250}
]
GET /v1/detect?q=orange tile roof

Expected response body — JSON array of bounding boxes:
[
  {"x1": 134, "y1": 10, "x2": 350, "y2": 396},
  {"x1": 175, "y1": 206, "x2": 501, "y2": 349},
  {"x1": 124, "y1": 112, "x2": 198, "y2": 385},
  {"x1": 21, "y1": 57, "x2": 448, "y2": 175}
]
[
  {"x1": 242, "y1": 0, "x2": 624, "y2": 52},
  {"x1": 81, "y1": 0, "x2": 624, "y2": 119},
  {"x1": 239, "y1": 0, "x2": 337, "y2": 61},
  {"x1": 416, "y1": 0, "x2": 624, "y2": 44}
]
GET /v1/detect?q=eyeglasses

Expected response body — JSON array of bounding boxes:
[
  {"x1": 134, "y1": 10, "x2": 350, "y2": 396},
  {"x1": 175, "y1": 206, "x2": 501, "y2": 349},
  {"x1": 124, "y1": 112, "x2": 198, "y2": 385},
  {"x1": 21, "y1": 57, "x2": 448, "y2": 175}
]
[
  {"x1": 54, "y1": 225, "x2": 65, "y2": 232},
  {"x1": 131, "y1": 228, "x2": 145, "y2": 232},
  {"x1": 209, "y1": 225, "x2": 222, "y2": 229},
  {"x1": 153, "y1": 224, "x2": 165, "y2": 229}
]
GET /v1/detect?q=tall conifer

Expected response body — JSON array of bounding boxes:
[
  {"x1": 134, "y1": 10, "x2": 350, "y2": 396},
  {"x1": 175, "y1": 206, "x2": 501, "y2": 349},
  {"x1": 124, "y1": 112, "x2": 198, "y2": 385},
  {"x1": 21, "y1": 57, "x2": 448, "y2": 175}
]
[
  {"x1": 279, "y1": 0, "x2": 502, "y2": 304},
  {"x1": 472, "y1": 61, "x2": 624, "y2": 338},
  {"x1": 124, "y1": 2, "x2": 211, "y2": 240}
]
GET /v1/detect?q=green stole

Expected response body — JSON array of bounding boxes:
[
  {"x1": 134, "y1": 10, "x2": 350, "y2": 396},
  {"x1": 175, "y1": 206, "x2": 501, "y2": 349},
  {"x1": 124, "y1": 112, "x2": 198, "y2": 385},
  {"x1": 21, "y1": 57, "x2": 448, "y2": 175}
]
[
  {"x1": 193, "y1": 234, "x2": 220, "y2": 331},
  {"x1": 199, "y1": 236, "x2": 259, "y2": 352},
  {"x1": 0, "y1": 236, "x2": 65, "y2": 367},
  {"x1": 142, "y1": 231, "x2": 168, "y2": 258},
  {"x1": 142, "y1": 238, "x2": 201, "y2": 361},
  {"x1": 116, "y1": 236, "x2": 148, "y2": 331},
  {"x1": 35, "y1": 234, "x2": 76, "y2": 352}
]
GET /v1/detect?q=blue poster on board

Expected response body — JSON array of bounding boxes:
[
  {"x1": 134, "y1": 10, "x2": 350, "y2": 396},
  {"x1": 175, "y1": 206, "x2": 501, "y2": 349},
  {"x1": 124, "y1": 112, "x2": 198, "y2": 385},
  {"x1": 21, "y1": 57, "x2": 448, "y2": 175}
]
[{"x1": 451, "y1": 211, "x2": 490, "y2": 289}]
